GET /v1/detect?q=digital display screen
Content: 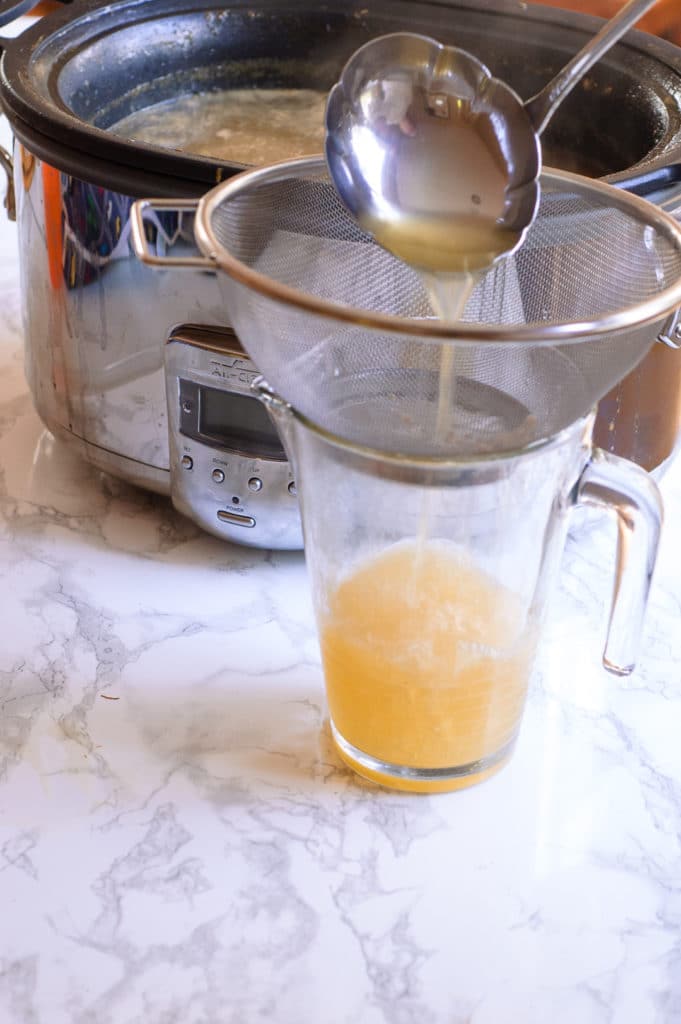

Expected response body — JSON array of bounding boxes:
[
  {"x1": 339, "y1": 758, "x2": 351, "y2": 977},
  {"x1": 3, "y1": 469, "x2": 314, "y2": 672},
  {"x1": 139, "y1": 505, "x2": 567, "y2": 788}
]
[{"x1": 198, "y1": 386, "x2": 286, "y2": 460}]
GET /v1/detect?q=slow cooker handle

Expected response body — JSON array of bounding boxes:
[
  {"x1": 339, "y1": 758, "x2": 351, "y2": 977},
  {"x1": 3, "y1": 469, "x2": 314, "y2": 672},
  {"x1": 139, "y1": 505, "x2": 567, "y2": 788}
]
[
  {"x1": 615, "y1": 173, "x2": 681, "y2": 351},
  {"x1": 0, "y1": 137, "x2": 14, "y2": 220},
  {"x1": 130, "y1": 198, "x2": 215, "y2": 271},
  {"x1": 615, "y1": 163, "x2": 681, "y2": 198},
  {"x1": 0, "y1": 0, "x2": 76, "y2": 52},
  {"x1": 656, "y1": 190, "x2": 681, "y2": 349},
  {"x1": 658, "y1": 307, "x2": 681, "y2": 349}
]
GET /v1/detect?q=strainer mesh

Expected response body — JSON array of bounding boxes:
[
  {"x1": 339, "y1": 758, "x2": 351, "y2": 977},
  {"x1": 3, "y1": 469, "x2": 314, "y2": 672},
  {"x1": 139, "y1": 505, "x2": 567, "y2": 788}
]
[{"x1": 204, "y1": 163, "x2": 681, "y2": 455}]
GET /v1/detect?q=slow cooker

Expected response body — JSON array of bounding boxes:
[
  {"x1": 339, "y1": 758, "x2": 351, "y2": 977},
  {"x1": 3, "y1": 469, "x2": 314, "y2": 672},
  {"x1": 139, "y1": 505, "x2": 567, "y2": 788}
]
[{"x1": 1, "y1": 0, "x2": 681, "y2": 548}]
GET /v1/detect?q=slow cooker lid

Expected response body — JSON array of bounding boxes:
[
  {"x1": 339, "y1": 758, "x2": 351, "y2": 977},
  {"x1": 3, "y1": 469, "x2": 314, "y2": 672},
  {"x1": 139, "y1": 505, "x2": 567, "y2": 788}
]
[{"x1": 2, "y1": 0, "x2": 681, "y2": 186}]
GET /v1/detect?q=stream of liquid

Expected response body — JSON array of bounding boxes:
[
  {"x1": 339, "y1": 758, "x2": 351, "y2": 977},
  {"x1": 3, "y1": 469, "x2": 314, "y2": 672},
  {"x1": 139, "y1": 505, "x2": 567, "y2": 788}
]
[
  {"x1": 365, "y1": 179, "x2": 516, "y2": 590},
  {"x1": 415, "y1": 269, "x2": 477, "y2": 551},
  {"x1": 424, "y1": 270, "x2": 477, "y2": 436},
  {"x1": 323, "y1": 145, "x2": 535, "y2": 790}
]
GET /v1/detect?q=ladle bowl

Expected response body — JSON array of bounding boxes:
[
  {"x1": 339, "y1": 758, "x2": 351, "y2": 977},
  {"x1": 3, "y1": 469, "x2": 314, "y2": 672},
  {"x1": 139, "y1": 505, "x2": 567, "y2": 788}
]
[{"x1": 325, "y1": 0, "x2": 661, "y2": 271}]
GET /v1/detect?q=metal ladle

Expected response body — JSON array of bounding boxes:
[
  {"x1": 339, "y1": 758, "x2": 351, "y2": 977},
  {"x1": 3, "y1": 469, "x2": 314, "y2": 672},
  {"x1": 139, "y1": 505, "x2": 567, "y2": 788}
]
[{"x1": 325, "y1": 0, "x2": 661, "y2": 273}]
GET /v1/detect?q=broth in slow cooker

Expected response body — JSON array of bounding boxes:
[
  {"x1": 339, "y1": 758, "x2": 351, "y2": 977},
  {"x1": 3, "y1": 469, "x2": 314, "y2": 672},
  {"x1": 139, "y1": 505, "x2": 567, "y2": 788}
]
[
  {"x1": 111, "y1": 88, "x2": 328, "y2": 165},
  {"x1": 111, "y1": 86, "x2": 607, "y2": 176}
]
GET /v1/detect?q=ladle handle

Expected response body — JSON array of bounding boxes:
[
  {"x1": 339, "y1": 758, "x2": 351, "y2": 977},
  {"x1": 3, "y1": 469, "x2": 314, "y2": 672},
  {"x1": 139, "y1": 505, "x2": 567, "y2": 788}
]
[
  {"x1": 575, "y1": 447, "x2": 663, "y2": 676},
  {"x1": 524, "y1": 0, "x2": 660, "y2": 135}
]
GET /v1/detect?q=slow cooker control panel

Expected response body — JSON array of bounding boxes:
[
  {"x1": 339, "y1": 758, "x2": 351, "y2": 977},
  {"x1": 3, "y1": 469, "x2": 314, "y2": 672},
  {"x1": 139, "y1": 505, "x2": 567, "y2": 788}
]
[{"x1": 164, "y1": 324, "x2": 302, "y2": 550}]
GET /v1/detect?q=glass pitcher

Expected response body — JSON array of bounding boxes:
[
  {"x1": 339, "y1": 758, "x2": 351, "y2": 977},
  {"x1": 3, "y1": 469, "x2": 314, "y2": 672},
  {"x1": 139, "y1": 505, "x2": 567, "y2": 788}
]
[
  {"x1": 259, "y1": 385, "x2": 662, "y2": 793},
  {"x1": 131, "y1": 157, "x2": 678, "y2": 793}
]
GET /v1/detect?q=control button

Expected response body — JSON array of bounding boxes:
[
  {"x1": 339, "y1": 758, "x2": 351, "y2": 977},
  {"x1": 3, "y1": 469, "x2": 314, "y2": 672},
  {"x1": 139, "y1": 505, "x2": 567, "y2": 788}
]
[
  {"x1": 288, "y1": 481, "x2": 297, "y2": 496},
  {"x1": 182, "y1": 399, "x2": 193, "y2": 414},
  {"x1": 248, "y1": 477, "x2": 263, "y2": 492},
  {"x1": 217, "y1": 510, "x2": 256, "y2": 529},
  {"x1": 181, "y1": 455, "x2": 193, "y2": 470},
  {"x1": 211, "y1": 468, "x2": 225, "y2": 484}
]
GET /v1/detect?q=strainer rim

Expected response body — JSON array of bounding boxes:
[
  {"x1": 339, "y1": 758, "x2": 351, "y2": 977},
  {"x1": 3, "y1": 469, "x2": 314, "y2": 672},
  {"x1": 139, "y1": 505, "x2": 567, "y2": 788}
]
[
  {"x1": 269, "y1": 388, "x2": 595, "y2": 469},
  {"x1": 195, "y1": 155, "x2": 681, "y2": 345}
]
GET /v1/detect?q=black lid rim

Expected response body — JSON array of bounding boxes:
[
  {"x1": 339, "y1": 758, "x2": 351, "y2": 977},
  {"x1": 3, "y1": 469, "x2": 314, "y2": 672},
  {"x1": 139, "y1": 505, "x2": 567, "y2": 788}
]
[
  {"x1": 11, "y1": 112, "x2": 226, "y2": 197},
  {"x1": 1, "y1": 0, "x2": 681, "y2": 184}
]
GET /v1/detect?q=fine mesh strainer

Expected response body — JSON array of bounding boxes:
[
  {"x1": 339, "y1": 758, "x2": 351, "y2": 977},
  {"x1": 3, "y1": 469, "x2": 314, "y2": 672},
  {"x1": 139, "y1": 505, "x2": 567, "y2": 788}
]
[{"x1": 135, "y1": 156, "x2": 681, "y2": 457}]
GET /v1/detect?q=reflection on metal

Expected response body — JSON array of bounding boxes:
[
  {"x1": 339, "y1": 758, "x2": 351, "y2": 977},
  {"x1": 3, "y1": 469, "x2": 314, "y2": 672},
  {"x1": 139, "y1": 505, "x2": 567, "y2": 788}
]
[
  {"x1": 17, "y1": 148, "x2": 229, "y2": 493},
  {"x1": 18, "y1": 144, "x2": 35, "y2": 192}
]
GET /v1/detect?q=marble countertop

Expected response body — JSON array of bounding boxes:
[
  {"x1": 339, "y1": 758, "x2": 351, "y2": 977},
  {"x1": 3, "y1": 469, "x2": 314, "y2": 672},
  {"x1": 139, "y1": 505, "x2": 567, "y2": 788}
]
[{"x1": 1, "y1": 170, "x2": 681, "y2": 1024}]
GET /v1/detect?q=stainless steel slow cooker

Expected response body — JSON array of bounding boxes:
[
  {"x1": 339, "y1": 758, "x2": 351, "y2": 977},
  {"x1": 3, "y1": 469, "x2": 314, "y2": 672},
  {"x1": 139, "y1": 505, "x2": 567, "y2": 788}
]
[{"x1": 2, "y1": 0, "x2": 681, "y2": 548}]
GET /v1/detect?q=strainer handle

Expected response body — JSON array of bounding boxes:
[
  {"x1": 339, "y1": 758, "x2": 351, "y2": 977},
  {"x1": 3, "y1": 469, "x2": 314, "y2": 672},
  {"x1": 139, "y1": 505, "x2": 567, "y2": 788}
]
[
  {"x1": 574, "y1": 449, "x2": 663, "y2": 676},
  {"x1": 130, "y1": 198, "x2": 215, "y2": 270}
]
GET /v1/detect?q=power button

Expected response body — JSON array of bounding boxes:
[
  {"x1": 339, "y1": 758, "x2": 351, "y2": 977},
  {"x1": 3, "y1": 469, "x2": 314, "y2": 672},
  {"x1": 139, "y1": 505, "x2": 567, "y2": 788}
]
[{"x1": 217, "y1": 509, "x2": 256, "y2": 529}]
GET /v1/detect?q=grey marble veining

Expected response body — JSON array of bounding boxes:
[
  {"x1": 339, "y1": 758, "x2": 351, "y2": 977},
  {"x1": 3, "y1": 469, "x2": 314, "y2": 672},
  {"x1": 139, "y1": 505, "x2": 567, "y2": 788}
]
[{"x1": 1, "y1": 153, "x2": 681, "y2": 1024}]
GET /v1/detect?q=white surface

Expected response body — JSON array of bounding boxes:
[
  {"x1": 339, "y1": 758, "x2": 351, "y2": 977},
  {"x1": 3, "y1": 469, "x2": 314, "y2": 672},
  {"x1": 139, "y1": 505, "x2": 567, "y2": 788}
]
[{"x1": 0, "y1": 159, "x2": 681, "y2": 1023}]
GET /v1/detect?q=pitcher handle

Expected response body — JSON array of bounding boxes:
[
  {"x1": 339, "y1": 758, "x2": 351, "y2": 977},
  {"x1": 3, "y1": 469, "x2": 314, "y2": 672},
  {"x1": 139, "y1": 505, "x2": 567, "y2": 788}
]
[{"x1": 574, "y1": 448, "x2": 663, "y2": 676}]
